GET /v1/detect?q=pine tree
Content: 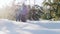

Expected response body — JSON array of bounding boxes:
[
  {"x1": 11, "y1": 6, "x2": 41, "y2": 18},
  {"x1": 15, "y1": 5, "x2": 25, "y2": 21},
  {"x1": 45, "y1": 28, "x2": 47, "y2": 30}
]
[{"x1": 42, "y1": 0, "x2": 60, "y2": 20}]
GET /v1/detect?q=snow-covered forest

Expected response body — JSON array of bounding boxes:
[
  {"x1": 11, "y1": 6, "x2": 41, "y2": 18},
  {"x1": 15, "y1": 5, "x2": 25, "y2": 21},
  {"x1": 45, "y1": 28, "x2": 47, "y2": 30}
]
[
  {"x1": 0, "y1": 0, "x2": 60, "y2": 21},
  {"x1": 0, "y1": 0, "x2": 60, "y2": 34}
]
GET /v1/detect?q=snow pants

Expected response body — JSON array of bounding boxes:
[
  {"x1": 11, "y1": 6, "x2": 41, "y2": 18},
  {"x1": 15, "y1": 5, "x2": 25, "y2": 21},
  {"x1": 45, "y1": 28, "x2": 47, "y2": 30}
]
[{"x1": 16, "y1": 14, "x2": 27, "y2": 22}]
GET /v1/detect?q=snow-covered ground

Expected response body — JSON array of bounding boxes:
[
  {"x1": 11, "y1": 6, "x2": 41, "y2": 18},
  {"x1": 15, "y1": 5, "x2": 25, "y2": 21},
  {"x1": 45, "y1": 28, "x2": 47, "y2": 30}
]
[{"x1": 0, "y1": 19, "x2": 60, "y2": 34}]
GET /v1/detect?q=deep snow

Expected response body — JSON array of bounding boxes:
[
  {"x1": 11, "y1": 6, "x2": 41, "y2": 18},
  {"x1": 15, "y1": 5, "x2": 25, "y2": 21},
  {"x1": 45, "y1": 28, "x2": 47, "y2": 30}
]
[{"x1": 0, "y1": 19, "x2": 60, "y2": 34}]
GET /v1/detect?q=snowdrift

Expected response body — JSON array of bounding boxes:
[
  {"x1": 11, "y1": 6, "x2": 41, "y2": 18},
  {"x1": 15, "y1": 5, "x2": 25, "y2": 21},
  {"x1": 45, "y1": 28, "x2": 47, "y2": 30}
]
[{"x1": 0, "y1": 19, "x2": 60, "y2": 34}]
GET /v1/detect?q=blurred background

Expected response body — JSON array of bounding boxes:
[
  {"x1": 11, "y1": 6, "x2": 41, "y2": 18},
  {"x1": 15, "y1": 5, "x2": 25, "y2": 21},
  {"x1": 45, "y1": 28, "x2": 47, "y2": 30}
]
[{"x1": 0, "y1": 0, "x2": 60, "y2": 21}]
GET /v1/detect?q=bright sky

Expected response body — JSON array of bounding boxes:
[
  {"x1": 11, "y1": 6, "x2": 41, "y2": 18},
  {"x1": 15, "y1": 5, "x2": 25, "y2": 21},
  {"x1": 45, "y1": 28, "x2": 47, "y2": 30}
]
[
  {"x1": 0, "y1": 0, "x2": 44, "y2": 8},
  {"x1": 25, "y1": 0, "x2": 44, "y2": 6},
  {"x1": 0, "y1": 0, "x2": 13, "y2": 8}
]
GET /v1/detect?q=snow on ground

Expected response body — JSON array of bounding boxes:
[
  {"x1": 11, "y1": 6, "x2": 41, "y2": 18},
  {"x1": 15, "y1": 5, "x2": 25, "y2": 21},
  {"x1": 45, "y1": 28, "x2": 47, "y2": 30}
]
[{"x1": 0, "y1": 19, "x2": 60, "y2": 34}]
